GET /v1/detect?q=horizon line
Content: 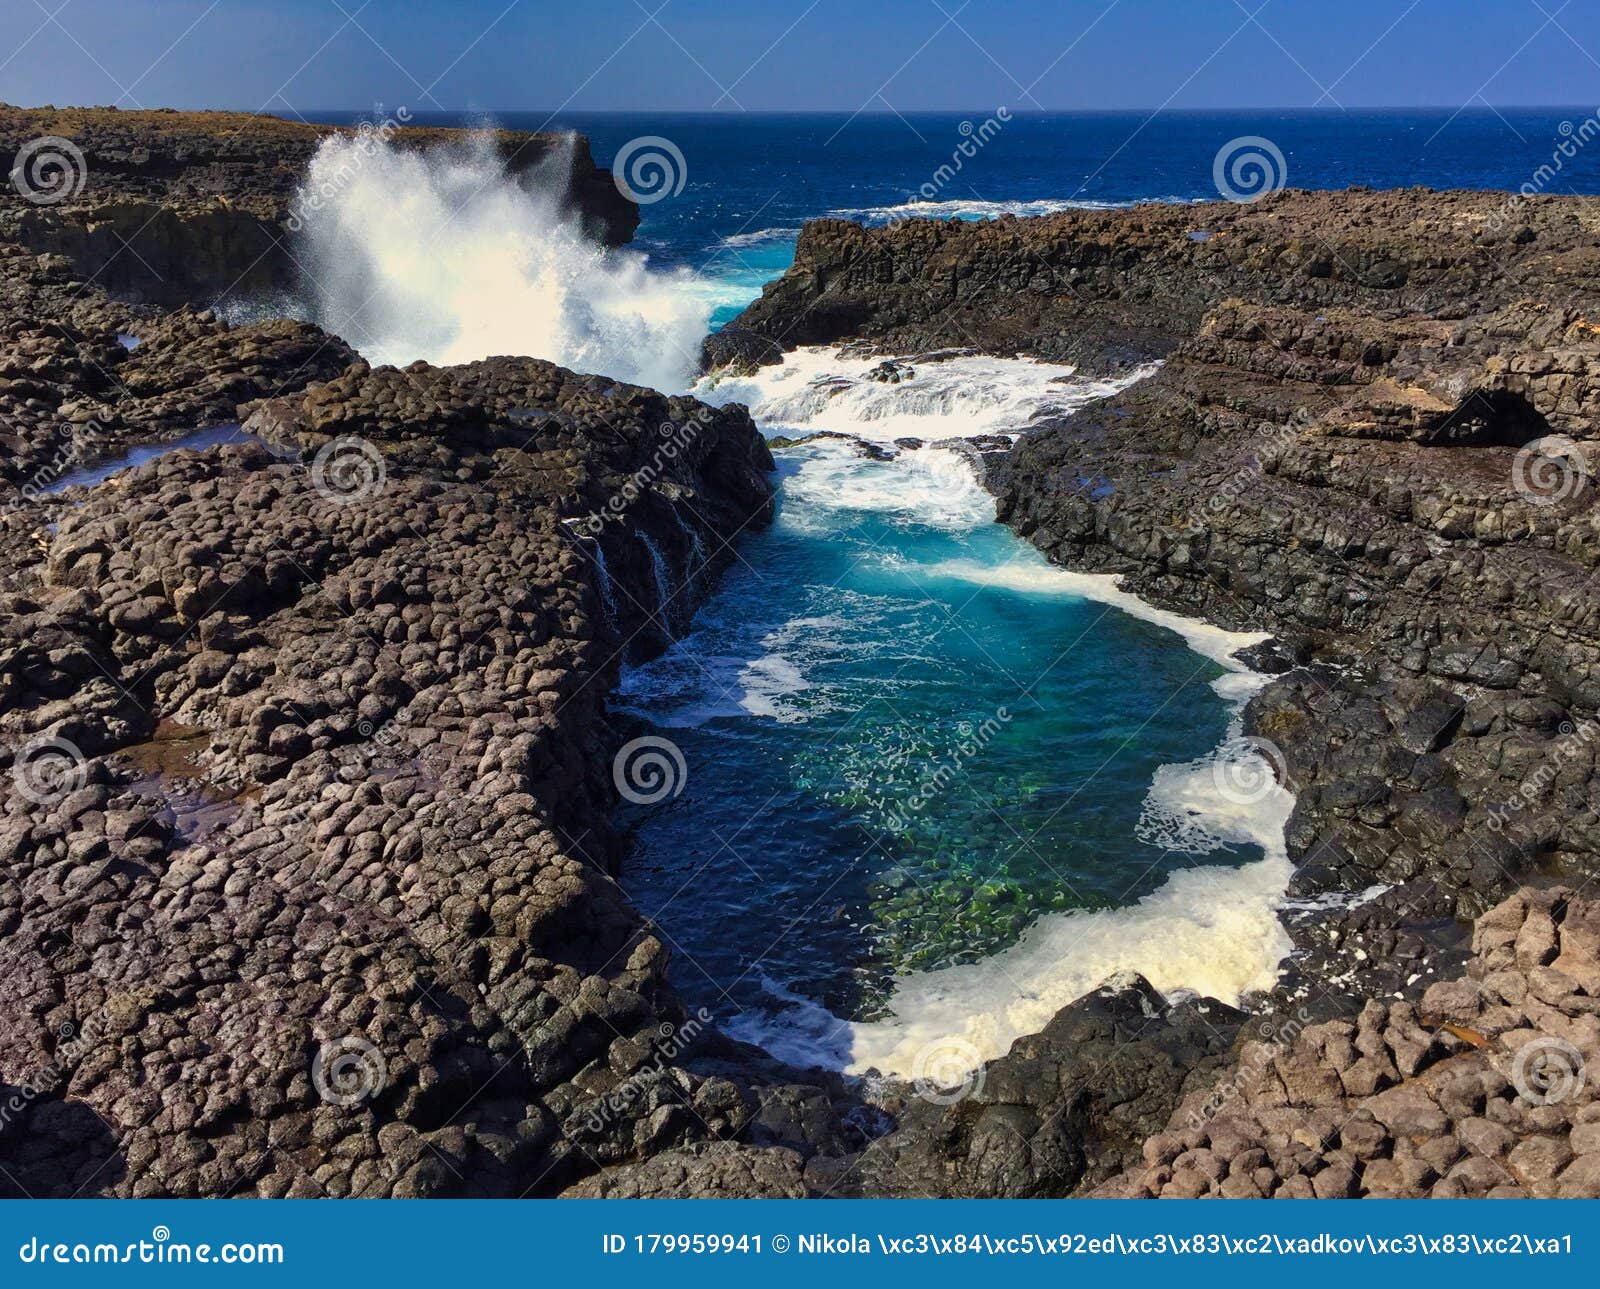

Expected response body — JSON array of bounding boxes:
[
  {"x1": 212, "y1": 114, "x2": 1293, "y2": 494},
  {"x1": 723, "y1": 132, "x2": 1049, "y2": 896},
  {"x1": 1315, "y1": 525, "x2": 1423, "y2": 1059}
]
[{"x1": 10, "y1": 100, "x2": 1597, "y2": 117}]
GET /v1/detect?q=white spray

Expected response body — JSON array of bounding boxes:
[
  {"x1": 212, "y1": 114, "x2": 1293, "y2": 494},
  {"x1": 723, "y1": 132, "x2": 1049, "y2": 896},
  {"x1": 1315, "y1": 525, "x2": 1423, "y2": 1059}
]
[{"x1": 293, "y1": 131, "x2": 709, "y2": 392}]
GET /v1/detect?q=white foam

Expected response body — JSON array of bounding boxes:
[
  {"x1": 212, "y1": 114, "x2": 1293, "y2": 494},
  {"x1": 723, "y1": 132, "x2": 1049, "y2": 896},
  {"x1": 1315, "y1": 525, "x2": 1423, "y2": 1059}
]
[
  {"x1": 827, "y1": 197, "x2": 1135, "y2": 223},
  {"x1": 735, "y1": 651, "x2": 810, "y2": 722},
  {"x1": 294, "y1": 131, "x2": 709, "y2": 392},
  {"x1": 844, "y1": 853, "x2": 1292, "y2": 1077},
  {"x1": 715, "y1": 227, "x2": 797, "y2": 249},
  {"x1": 616, "y1": 608, "x2": 851, "y2": 729},
  {"x1": 698, "y1": 346, "x2": 1155, "y2": 443},
  {"x1": 725, "y1": 975, "x2": 852, "y2": 1069},
  {"x1": 839, "y1": 728, "x2": 1293, "y2": 1077},
  {"x1": 780, "y1": 441, "x2": 997, "y2": 532}
]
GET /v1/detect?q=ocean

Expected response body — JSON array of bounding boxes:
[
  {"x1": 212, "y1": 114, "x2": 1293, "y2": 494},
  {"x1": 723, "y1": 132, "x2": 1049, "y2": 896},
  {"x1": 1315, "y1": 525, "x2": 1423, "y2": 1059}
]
[{"x1": 288, "y1": 106, "x2": 1591, "y2": 1075}]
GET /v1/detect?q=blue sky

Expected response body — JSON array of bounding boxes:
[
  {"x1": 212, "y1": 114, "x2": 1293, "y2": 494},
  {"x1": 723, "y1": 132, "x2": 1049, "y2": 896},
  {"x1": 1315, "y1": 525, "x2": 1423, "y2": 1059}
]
[{"x1": 3, "y1": 0, "x2": 1599, "y2": 114}]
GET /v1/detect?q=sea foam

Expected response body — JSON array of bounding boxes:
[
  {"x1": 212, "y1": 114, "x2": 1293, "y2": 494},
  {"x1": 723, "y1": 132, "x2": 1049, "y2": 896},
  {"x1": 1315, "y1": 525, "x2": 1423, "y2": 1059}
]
[
  {"x1": 702, "y1": 346, "x2": 1153, "y2": 443},
  {"x1": 837, "y1": 578, "x2": 1290, "y2": 1078}
]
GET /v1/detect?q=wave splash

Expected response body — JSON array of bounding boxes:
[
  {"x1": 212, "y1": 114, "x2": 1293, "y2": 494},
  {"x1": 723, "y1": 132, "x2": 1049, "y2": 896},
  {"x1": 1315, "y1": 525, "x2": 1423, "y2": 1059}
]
[
  {"x1": 703, "y1": 346, "x2": 1148, "y2": 443},
  {"x1": 293, "y1": 131, "x2": 709, "y2": 392}
]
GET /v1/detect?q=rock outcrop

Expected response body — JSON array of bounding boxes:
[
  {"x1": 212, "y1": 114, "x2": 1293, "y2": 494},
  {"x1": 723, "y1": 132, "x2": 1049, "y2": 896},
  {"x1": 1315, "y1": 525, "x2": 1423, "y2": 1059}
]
[
  {"x1": 0, "y1": 348, "x2": 775, "y2": 1197},
  {"x1": 0, "y1": 241, "x2": 358, "y2": 488},
  {"x1": 706, "y1": 189, "x2": 1600, "y2": 372},
  {"x1": 0, "y1": 105, "x2": 638, "y2": 306},
  {"x1": 1097, "y1": 888, "x2": 1600, "y2": 1199}
]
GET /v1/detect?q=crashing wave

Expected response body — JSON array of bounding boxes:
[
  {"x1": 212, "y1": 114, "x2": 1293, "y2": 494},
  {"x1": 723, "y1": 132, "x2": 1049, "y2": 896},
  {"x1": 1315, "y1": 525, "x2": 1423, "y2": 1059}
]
[{"x1": 291, "y1": 130, "x2": 710, "y2": 392}]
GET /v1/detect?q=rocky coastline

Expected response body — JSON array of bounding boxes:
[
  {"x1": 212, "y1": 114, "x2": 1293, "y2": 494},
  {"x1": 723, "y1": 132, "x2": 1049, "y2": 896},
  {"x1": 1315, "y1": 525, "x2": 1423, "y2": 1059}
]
[
  {"x1": 692, "y1": 187, "x2": 1600, "y2": 1197},
  {"x1": 0, "y1": 105, "x2": 637, "y2": 307},
  {"x1": 2, "y1": 106, "x2": 1598, "y2": 1199}
]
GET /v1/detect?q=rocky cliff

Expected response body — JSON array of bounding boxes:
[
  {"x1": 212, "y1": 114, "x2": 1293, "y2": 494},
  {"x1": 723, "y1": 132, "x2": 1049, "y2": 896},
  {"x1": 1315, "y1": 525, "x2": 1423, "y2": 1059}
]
[
  {"x1": 5, "y1": 105, "x2": 1600, "y2": 1199},
  {"x1": 0, "y1": 105, "x2": 639, "y2": 307},
  {"x1": 0, "y1": 333, "x2": 780, "y2": 1197}
]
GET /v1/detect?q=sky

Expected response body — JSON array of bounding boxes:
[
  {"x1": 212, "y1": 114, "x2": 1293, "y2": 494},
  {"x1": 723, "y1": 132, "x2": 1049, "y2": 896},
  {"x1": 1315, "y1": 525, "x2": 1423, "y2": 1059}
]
[{"x1": 3, "y1": 0, "x2": 1599, "y2": 115}]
